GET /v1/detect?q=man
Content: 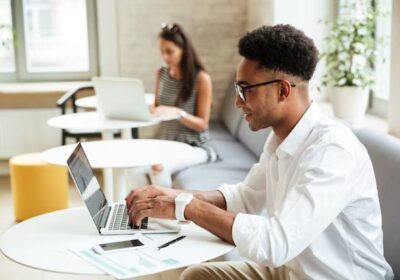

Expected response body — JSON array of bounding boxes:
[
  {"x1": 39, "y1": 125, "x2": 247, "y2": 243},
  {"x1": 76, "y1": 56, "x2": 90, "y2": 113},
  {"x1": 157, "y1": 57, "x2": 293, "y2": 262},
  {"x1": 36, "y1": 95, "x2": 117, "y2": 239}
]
[{"x1": 125, "y1": 24, "x2": 393, "y2": 279}]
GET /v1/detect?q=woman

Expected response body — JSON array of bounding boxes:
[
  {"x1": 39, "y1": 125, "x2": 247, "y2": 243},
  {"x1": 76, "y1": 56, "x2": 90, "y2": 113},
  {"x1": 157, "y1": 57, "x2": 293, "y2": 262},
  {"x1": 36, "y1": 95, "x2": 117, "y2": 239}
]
[{"x1": 130, "y1": 23, "x2": 218, "y2": 188}]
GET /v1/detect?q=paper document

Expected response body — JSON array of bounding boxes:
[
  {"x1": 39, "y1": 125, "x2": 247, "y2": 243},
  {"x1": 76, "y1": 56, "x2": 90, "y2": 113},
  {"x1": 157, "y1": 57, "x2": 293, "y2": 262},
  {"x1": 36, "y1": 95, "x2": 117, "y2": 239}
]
[{"x1": 70, "y1": 234, "x2": 185, "y2": 279}]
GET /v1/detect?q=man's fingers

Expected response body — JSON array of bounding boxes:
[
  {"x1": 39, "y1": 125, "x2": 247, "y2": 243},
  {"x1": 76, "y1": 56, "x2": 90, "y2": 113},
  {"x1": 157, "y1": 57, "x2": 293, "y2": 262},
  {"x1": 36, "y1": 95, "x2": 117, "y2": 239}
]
[
  {"x1": 130, "y1": 186, "x2": 162, "y2": 206},
  {"x1": 124, "y1": 190, "x2": 133, "y2": 201},
  {"x1": 128, "y1": 199, "x2": 153, "y2": 225},
  {"x1": 125, "y1": 186, "x2": 149, "y2": 209},
  {"x1": 133, "y1": 209, "x2": 152, "y2": 227}
]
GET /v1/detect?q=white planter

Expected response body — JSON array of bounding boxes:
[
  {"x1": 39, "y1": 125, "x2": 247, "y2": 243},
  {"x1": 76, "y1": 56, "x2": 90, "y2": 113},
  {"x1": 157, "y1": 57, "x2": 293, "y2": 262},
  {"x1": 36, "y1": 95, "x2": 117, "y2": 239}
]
[{"x1": 328, "y1": 86, "x2": 369, "y2": 125}]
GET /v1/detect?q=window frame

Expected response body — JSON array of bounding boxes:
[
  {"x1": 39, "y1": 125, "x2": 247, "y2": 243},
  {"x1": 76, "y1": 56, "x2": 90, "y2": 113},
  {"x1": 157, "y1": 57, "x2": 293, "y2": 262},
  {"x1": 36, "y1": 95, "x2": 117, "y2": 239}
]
[
  {"x1": 0, "y1": 0, "x2": 98, "y2": 82},
  {"x1": 368, "y1": 0, "x2": 392, "y2": 118}
]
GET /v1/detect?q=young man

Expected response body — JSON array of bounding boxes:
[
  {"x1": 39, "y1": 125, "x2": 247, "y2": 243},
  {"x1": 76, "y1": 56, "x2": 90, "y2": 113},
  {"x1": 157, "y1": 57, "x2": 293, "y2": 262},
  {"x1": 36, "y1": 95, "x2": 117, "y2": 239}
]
[{"x1": 125, "y1": 24, "x2": 393, "y2": 279}]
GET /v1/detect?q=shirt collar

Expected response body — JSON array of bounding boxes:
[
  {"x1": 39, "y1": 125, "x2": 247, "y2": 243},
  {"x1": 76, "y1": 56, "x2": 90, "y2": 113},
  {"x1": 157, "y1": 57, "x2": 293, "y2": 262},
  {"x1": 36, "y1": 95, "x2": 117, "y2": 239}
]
[{"x1": 265, "y1": 101, "x2": 324, "y2": 158}]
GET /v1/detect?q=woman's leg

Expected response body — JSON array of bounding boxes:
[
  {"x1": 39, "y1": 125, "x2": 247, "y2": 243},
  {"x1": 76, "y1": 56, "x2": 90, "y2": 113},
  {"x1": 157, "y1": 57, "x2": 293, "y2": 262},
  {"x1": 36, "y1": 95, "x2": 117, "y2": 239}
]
[
  {"x1": 150, "y1": 147, "x2": 208, "y2": 188},
  {"x1": 126, "y1": 166, "x2": 151, "y2": 191}
]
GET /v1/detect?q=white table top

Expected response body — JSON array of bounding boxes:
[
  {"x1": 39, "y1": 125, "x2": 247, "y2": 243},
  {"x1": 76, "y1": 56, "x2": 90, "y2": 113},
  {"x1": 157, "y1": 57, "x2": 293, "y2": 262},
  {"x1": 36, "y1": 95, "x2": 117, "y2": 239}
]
[
  {"x1": 47, "y1": 111, "x2": 157, "y2": 131},
  {"x1": 41, "y1": 139, "x2": 196, "y2": 168},
  {"x1": 0, "y1": 207, "x2": 233, "y2": 275},
  {"x1": 75, "y1": 93, "x2": 155, "y2": 109}
]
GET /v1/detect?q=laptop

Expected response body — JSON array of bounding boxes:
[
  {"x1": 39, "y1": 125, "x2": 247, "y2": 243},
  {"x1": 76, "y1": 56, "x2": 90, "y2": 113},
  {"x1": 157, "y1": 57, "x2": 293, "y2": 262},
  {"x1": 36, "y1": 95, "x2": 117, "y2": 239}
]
[
  {"x1": 93, "y1": 77, "x2": 179, "y2": 122},
  {"x1": 67, "y1": 142, "x2": 181, "y2": 235}
]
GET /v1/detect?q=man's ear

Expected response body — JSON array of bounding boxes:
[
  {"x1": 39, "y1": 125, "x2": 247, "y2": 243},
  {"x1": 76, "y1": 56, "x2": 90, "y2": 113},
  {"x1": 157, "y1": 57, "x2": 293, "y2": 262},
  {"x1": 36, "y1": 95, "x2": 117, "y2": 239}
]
[{"x1": 277, "y1": 81, "x2": 291, "y2": 101}]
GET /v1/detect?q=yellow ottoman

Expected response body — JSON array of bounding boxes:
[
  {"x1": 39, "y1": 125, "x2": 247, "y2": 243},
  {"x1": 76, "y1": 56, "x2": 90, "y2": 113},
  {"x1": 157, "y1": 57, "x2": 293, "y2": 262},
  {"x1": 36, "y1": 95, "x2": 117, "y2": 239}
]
[{"x1": 10, "y1": 153, "x2": 69, "y2": 222}]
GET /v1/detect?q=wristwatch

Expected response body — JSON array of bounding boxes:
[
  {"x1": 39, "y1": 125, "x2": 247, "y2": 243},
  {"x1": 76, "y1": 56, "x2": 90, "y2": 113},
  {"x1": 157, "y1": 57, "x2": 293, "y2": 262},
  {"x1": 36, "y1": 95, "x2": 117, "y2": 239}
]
[
  {"x1": 175, "y1": 193, "x2": 193, "y2": 221},
  {"x1": 179, "y1": 110, "x2": 188, "y2": 119}
]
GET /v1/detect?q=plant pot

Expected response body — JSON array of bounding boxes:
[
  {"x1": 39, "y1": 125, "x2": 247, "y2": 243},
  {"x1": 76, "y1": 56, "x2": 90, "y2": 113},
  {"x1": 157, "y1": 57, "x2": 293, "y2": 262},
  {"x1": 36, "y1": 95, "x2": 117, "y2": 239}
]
[{"x1": 328, "y1": 86, "x2": 369, "y2": 125}]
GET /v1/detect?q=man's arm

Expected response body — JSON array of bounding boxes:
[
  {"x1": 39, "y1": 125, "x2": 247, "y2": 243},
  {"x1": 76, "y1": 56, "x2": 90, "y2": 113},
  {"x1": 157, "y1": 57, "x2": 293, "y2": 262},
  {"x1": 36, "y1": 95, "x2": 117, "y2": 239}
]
[
  {"x1": 126, "y1": 186, "x2": 236, "y2": 243},
  {"x1": 191, "y1": 190, "x2": 227, "y2": 209},
  {"x1": 185, "y1": 194, "x2": 236, "y2": 243}
]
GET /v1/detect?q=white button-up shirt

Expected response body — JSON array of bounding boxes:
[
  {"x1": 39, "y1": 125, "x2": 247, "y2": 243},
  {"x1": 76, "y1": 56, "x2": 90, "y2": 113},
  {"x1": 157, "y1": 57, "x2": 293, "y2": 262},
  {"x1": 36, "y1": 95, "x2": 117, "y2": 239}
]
[{"x1": 219, "y1": 102, "x2": 393, "y2": 279}]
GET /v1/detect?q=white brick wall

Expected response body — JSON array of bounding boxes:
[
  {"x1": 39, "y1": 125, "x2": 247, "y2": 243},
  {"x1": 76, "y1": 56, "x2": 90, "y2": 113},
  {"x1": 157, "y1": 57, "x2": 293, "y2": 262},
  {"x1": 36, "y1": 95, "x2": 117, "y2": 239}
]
[
  {"x1": 116, "y1": 0, "x2": 248, "y2": 119},
  {"x1": 102, "y1": 0, "x2": 331, "y2": 122}
]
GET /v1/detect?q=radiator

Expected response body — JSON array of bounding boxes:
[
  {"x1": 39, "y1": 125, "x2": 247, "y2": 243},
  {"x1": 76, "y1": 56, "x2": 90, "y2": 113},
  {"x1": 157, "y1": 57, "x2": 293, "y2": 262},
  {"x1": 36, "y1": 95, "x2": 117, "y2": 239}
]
[{"x1": 0, "y1": 109, "x2": 61, "y2": 159}]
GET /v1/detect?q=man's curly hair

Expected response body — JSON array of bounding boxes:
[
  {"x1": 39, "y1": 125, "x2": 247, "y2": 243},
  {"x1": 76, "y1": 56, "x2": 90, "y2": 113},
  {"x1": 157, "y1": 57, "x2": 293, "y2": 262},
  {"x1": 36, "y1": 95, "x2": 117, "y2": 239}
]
[{"x1": 238, "y1": 24, "x2": 319, "y2": 81}]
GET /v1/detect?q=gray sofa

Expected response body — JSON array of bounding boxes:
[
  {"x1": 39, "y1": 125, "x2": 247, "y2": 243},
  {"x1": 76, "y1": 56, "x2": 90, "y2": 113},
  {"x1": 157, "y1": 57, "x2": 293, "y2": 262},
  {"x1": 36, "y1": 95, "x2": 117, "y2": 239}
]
[{"x1": 174, "y1": 86, "x2": 400, "y2": 277}]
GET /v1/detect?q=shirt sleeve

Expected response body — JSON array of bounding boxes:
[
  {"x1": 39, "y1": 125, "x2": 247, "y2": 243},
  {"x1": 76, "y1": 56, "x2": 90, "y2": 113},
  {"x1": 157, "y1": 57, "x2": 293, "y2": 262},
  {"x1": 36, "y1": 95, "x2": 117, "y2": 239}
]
[
  {"x1": 231, "y1": 140, "x2": 357, "y2": 267},
  {"x1": 218, "y1": 152, "x2": 267, "y2": 215}
]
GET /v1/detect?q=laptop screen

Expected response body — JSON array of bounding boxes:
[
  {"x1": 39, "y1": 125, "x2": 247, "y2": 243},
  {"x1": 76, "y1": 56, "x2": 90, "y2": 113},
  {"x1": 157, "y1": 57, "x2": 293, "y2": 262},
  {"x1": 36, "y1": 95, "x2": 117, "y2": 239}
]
[{"x1": 67, "y1": 143, "x2": 108, "y2": 227}]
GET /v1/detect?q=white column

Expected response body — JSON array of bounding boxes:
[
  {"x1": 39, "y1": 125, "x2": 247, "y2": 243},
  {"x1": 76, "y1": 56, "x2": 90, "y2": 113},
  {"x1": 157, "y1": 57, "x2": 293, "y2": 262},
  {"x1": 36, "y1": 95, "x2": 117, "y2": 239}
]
[
  {"x1": 96, "y1": 0, "x2": 120, "y2": 77},
  {"x1": 388, "y1": 0, "x2": 400, "y2": 137}
]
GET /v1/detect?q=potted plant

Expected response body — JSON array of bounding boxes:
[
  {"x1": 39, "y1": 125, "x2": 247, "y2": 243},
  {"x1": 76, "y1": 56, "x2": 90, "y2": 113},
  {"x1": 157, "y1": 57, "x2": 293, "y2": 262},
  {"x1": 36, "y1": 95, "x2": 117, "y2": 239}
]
[{"x1": 320, "y1": 0, "x2": 387, "y2": 125}]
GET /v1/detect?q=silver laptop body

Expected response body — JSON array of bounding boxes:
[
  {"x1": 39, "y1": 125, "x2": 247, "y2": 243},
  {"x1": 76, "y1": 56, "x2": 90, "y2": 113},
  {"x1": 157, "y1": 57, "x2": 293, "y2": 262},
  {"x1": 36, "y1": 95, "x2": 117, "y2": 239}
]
[
  {"x1": 93, "y1": 77, "x2": 177, "y2": 122},
  {"x1": 66, "y1": 143, "x2": 181, "y2": 235}
]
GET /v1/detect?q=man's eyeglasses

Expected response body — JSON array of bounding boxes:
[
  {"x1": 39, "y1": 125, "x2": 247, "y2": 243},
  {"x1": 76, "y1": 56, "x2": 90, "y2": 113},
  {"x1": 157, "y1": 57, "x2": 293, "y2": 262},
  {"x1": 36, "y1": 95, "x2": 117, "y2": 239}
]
[{"x1": 234, "y1": 79, "x2": 296, "y2": 102}]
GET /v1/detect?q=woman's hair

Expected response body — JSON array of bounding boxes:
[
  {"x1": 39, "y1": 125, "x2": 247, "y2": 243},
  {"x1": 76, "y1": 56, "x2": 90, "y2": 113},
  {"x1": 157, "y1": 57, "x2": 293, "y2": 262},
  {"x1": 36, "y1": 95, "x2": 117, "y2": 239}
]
[{"x1": 159, "y1": 23, "x2": 206, "y2": 105}]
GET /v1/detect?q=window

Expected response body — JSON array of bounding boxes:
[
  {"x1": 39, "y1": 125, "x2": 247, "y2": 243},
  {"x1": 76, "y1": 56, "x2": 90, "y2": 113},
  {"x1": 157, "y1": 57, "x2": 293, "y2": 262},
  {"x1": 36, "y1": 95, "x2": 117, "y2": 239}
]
[
  {"x1": 338, "y1": 0, "x2": 392, "y2": 118},
  {"x1": 0, "y1": 0, "x2": 15, "y2": 73},
  {"x1": 369, "y1": 0, "x2": 391, "y2": 118},
  {"x1": 0, "y1": 0, "x2": 97, "y2": 82}
]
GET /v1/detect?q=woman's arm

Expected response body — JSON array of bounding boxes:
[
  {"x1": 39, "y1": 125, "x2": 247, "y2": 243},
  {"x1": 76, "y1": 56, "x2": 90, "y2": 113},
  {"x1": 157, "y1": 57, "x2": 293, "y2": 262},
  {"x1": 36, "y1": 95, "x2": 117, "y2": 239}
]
[
  {"x1": 179, "y1": 70, "x2": 212, "y2": 132},
  {"x1": 154, "y1": 68, "x2": 161, "y2": 108}
]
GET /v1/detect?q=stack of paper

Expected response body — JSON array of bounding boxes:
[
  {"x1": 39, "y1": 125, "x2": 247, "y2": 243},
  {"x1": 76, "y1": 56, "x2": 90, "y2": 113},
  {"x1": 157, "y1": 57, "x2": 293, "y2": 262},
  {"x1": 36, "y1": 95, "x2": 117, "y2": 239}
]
[{"x1": 70, "y1": 234, "x2": 185, "y2": 279}]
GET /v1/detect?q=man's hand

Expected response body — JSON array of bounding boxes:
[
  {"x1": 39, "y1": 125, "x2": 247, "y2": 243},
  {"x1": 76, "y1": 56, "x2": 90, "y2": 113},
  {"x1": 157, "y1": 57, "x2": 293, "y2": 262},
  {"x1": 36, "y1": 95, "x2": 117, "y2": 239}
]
[
  {"x1": 127, "y1": 195, "x2": 175, "y2": 227},
  {"x1": 125, "y1": 185, "x2": 180, "y2": 226}
]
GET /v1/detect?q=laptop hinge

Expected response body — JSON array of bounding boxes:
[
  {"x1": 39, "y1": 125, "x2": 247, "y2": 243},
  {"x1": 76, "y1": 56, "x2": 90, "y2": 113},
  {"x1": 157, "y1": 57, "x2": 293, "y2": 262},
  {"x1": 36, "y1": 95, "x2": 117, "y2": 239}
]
[{"x1": 97, "y1": 205, "x2": 111, "y2": 231}]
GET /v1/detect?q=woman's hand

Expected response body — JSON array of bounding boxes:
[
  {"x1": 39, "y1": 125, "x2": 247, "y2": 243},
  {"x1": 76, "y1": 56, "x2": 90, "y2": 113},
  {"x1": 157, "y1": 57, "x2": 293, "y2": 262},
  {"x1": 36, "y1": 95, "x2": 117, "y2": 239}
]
[
  {"x1": 149, "y1": 104, "x2": 156, "y2": 114},
  {"x1": 153, "y1": 105, "x2": 181, "y2": 116}
]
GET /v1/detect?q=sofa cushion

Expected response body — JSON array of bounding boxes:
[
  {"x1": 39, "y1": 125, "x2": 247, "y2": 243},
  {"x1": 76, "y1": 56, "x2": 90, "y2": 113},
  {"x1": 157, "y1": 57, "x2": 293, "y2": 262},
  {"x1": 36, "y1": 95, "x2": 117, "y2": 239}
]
[
  {"x1": 220, "y1": 78, "x2": 242, "y2": 137},
  {"x1": 175, "y1": 166, "x2": 248, "y2": 190},
  {"x1": 237, "y1": 120, "x2": 271, "y2": 157},
  {"x1": 209, "y1": 121, "x2": 236, "y2": 142},
  {"x1": 213, "y1": 139, "x2": 257, "y2": 170},
  {"x1": 353, "y1": 129, "x2": 400, "y2": 276}
]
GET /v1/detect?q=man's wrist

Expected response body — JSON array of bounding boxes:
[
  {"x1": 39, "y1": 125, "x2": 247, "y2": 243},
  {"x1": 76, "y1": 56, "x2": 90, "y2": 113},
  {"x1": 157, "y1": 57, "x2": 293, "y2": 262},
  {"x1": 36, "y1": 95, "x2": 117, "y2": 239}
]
[
  {"x1": 184, "y1": 198, "x2": 198, "y2": 221},
  {"x1": 175, "y1": 193, "x2": 194, "y2": 221}
]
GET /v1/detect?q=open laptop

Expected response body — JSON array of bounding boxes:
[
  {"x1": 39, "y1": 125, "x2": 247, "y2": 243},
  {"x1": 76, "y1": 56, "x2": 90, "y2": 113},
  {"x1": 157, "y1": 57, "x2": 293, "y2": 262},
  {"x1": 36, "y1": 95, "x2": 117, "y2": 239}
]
[
  {"x1": 93, "y1": 77, "x2": 179, "y2": 122},
  {"x1": 67, "y1": 142, "x2": 181, "y2": 235}
]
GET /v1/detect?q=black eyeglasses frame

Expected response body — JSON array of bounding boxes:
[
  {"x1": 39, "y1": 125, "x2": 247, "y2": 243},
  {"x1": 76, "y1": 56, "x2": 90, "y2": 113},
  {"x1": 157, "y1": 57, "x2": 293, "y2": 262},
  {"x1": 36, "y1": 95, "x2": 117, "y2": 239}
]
[{"x1": 234, "y1": 79, "x2": 296, "y2": 102}]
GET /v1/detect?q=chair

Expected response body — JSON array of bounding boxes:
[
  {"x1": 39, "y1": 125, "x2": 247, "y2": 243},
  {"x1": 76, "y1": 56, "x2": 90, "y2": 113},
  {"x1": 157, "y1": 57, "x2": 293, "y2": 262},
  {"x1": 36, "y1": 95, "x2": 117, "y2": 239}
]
[
  {"x1": 57, "y1": 85, "x2": 138, "y2": 145},
  {"x1": 10, "y1": 153, "x2": 69, "y2": 221},
  {"x1": 57, "y1": 85, "x2": 105, "y2": 145}
]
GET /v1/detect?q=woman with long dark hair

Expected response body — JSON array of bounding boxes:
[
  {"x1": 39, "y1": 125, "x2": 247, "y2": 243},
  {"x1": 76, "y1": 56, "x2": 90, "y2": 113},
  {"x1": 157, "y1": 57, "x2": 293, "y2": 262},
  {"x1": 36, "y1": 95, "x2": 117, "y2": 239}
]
[{"x1": 130, "y1": 23, "x2": 218, "y2": 188}]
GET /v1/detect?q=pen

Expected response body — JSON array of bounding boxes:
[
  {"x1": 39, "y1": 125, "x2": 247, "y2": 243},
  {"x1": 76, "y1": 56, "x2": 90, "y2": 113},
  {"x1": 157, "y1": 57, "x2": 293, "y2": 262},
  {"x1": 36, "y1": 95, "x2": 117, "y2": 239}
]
[{"x1": 157, "y1": 235, "x2": 186, "y2": 250}]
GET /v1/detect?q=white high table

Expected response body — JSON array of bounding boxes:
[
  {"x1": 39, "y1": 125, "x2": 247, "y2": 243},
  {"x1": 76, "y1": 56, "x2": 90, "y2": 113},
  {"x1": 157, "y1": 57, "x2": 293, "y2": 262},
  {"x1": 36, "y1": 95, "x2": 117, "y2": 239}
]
[
  {"x1": 42, "y1": 140, "x2": 196, "y2": 202},
  {"x1": 0, "y1": 207, "x2": 234, "y2": 278},
  {"x1": 75, "y1": 93, "x2": 155, "y2": 109},
  {"x1": 47, "y1": 111, "x2": 157, "y2": 140}
]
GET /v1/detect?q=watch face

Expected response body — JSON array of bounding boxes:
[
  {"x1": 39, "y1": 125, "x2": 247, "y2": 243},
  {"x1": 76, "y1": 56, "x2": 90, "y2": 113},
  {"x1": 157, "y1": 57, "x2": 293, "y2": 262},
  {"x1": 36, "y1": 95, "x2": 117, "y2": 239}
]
[{"x1": 177, "y1": 193, "x2": 193, "y2": 203}]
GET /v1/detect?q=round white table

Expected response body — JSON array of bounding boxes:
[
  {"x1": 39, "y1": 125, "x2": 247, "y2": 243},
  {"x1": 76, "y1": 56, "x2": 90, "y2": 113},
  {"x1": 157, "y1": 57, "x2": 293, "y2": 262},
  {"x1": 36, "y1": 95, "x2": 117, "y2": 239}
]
[
  {"x1": 75, "y1": 93, "x2": 155, "y2": 109},
  {"x1": 0, "y1": 207, "x2": 233, "y2": 277},
  {"x1": 47, "y1": 111, "x2": 157, "y2": 140},
  {"x1": 42, "y1": 140, "x2": 196, "y2": 202}
]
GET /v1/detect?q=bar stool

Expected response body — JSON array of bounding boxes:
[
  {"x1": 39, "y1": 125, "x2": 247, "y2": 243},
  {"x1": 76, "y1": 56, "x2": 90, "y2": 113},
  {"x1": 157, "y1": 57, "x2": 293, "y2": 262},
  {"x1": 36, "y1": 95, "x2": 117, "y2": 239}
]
[{"x1": 9, "y1": 153, "x2": 69, "y2": 222}]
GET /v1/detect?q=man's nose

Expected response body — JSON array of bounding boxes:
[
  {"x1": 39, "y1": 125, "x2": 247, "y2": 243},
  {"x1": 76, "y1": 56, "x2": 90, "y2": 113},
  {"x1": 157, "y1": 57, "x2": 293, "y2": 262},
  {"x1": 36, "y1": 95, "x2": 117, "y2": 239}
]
[{"x1": 234, "y1": 94, "x2": 244, "y2": 108}]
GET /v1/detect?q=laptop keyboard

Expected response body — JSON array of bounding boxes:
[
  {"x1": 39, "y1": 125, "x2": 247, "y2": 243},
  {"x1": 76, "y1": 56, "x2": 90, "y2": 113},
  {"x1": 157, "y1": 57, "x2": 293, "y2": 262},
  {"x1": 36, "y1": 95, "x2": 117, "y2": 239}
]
[{"x1": 108, "y1": 204, "x2": 148, "y2": 231}]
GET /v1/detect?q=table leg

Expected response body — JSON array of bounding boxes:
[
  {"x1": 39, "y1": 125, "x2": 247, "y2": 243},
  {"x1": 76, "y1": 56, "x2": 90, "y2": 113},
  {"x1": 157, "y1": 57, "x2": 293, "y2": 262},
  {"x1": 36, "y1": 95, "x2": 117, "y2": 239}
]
[
  {"x1": 101, "y1": 130, "x2": 115, "y2": 201},
  {"x1": 112, "y1": 168, "x2": 128, "y2": 202},
  {"x1": 121, "y1": 128, "x2": 133, "y2": 139}
]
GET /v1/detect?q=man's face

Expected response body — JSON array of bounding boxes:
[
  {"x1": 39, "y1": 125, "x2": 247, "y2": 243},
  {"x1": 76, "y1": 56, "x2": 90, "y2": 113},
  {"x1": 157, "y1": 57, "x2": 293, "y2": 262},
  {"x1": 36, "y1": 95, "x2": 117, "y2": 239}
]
[{"x1": 235, "y1": 58, "x2": 283, "y2": 131}]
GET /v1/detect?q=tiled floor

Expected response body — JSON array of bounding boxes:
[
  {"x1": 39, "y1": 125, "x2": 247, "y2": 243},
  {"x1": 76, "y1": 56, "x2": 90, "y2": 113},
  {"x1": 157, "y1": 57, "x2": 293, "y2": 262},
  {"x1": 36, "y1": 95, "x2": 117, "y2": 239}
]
[{"x1": 0, "y1": 175, "x2": 179, "y2": 280}]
